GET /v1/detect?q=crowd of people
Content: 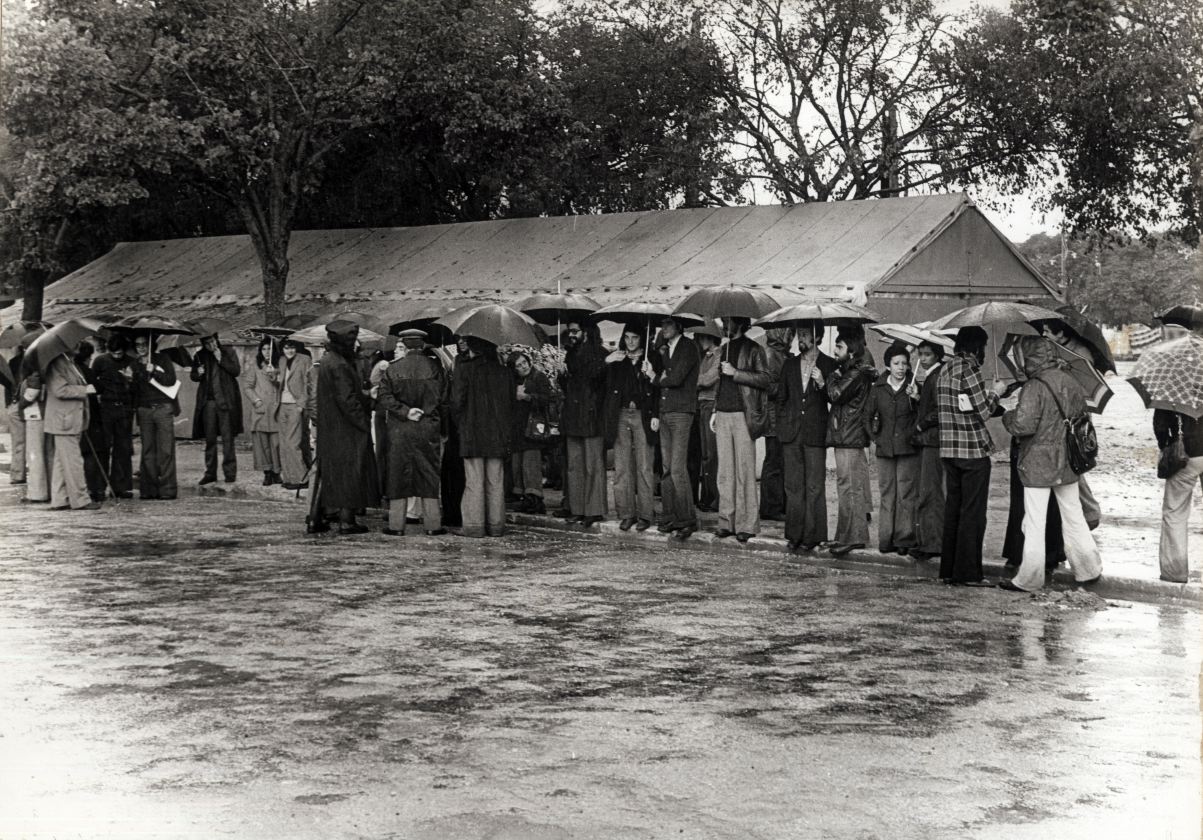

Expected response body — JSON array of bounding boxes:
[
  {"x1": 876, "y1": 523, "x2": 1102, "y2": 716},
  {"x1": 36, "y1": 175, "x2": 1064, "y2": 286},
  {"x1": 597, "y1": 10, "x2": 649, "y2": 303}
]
[{"x1": 3, "y1": 311, "x2": 1200, "y2": 589}]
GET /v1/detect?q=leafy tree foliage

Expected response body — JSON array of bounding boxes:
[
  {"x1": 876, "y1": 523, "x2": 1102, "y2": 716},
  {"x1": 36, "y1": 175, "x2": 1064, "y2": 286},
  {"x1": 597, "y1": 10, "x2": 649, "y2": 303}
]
[{"x1": 938, "y1": 0, "x2": 1203, "y2": 243}]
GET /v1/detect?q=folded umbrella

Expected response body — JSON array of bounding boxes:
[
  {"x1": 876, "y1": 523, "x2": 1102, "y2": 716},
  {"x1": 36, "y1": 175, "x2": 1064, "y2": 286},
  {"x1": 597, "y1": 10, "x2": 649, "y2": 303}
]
[
  {"x1": 20, "y1": 318, "x2": 106, "y2": 378},
  {"x1": 434, "y1": 303, "x2": 544, "y2": 349},
  {"x1": 754, "y1": 299, "x2": 882, "y2": 329},
  {"x1": 999, "y1": 333, "x2": 1113, "y2": 414},
  {"x1": 1129, "y1": 334, "x2": 1203, "y2": 419}
]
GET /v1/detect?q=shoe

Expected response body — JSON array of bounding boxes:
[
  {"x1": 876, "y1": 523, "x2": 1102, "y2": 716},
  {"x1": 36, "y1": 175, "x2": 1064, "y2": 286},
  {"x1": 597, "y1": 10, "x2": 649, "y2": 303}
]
[
  {"x1": 224, "y1": 477, "x2": 236, "y2": 484},
  {"x1": 425, "y1": 528, "x2": 448, "y2": 536},
  {"x1": 786, "y1": 540, "x2": 802, "y2": 554},
  {"x1": 830, "y1": 542, "x2": 865, "y2": 557},
  {"x1": 77, "y1": 502, "x2": 102, "y2": 511},
  {"x1": 282, "y1": 482, "x2": 309, "y2": 490},
  {"x1": 998, "y1": 580, "x2": 1027, "y2": 592},
  {"x1": 262, "y1": 472, "x2": 274, "y2": 486},
  {"x1": 1077, "y1": 575, "x2": 1101, "y2": 585},
  {"x1": 525, "y1": 494, "x2": 546, "y2": 515},
  {"x1": 800, "y1": 543, "x2": 819, "y2": 553},
  {"x1": 675, "y1": 526, "x2": 695, "y2": 540},
  {"x1": 735, "y1": 532, "x2": 753, "y2": 543},
  {"x1": 619, "y1": 517, "x2": 637, "y2": 531},
  {"x1": 10, "y1": 478, "x2": 25, "y2": 485},
  {"x1": 554, "y1": 508, "x2": 575, "y2": 519},
  {"x1": 116, "y1": 491, "x2": 134, "y2": 499},
  {"x1": 159, "y1": 495, "x2": 177, "y2": 501},
  {"x1": 382, "y1": 528, "x2": 405, "y2": 537},
  {"x1": 199, "y1": 476, "x2": 217, "y2": 486},
  {"x1": 909, "y1": 549, "x2": 935, "y2": 560},
  {"x1": 140, "y1": 494, "x2": 160, "y2": 500},
  {"x1": 48, "y1": 505, "x2": 70, "y2": 511},
  {"x1": 713, "y1": 528, "x2": 735, "y2": 539},
  {"x1": 657, "y1": 522, "x2": 677, "y2": 533},
  {"x1": 634, "y1": 519, "x2": 652, "y2": 532},
  {"x1": 572, "y1": 515, "x2": 587, "y2": 524},
  {"x1": 337, "y1": 523, "x2": 369, "y2": 535},
  {"x1": 271, "y1": 472, "x2": 283, "y2": 485},
  {"x1": 954, "y1": 579, "x2": 995, "y2": 588},
  {"x1": 307, "y1": 520, "x2": 331, "y2": 534},
  {"x1": 895, "y1": 547, "x2": 910, "y2": 557},
  {"x1": 580, "y1": 515, "x2": 603, "y2": 528}
]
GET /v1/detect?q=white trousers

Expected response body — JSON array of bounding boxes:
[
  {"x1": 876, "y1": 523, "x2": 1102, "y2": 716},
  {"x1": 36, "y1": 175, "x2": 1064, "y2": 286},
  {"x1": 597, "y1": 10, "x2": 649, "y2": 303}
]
[
  {"x1": 1159, "y1": 455, "x2": 1203, "y2": 583},
  {"x1": 1015, "y1": 482, "x2": 1103, "y2": 591}
]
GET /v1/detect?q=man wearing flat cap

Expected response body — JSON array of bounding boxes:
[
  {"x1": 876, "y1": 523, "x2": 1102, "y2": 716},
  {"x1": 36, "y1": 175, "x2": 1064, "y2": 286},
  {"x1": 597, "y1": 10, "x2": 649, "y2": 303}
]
[
  {"x1": 376, "y1": 329, "x2": 447, "y2": 536},
  {"x1": 314, "y1": 320, "x2": 380, "y2": 534},
  {"x1": 191, "y1": 331, "x2": 243, "y2": 484}
]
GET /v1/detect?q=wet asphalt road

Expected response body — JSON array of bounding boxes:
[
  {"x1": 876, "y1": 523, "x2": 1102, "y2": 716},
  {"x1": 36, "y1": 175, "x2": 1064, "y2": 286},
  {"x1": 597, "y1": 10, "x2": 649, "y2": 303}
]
[{"x1": 0, "y1": 495, "x2": 1199, "y2": 839}]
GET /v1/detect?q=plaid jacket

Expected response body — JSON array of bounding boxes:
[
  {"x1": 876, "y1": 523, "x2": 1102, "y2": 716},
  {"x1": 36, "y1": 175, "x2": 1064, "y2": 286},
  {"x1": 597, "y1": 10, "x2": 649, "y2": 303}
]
[{"x1": 937, "y1": 353, "x2": 999, "y2": 459}]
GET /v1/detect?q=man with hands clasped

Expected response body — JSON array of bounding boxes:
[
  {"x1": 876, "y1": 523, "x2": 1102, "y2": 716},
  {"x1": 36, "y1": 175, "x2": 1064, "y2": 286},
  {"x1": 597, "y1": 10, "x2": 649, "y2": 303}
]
[{"x1": 603, "y1": 326, "x2": 660, "y2": 532}]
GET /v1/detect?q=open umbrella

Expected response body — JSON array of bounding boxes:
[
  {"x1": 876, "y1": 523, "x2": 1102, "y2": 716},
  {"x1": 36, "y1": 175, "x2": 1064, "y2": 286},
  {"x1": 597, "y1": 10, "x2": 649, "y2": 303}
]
[
  {"x1": 754, "y1": 299, "x2": 882, "y2": 329},
  {"x1": 245, "y1": 314, "x2": 312, "y2": 338},
  {"x1": 1154, "y1": 304, "x2": 1203, "y2": 330},
  {"x1": 592, "y1": 301, "x2": 704, "y2": 351},
  {"x1": 388, "y1": 299, "x2": 488, "y2": 346},
  {"x1": 515, "y1": 292, "x2": 601, "y2": 326},
  {"x1": 1129, "y1": 334, "x2": 1203, "y2": 419},
  {"x1": 287, "y1": 322, "x2": 388, "y2": 351},
  {"x1": 20, "y1": 318, "x2": 105, "y2": 377},
  {"x1": 930, "y1": 301, "x2": 1061, "y2": 379},
  {"x1": 868, "y1": 322, "x2": 956, "y2": 351},
  {"x1": 1026, "y1": 306, "x2": 1117, "y2": 375},
  {"x1": 0, "y1": 321, "x2": 52, "y2": 350},
  {"x1": 0, "y1": 355, "x2": 13, "y2": 391},
  {"x1": 673, "y1": 285, "x2": 781, "y2": 321},
  {"x1": 999, "y1": 334, "x2": 1113, "y2": 414},
  {"x1": 434, "y1": 304, "x2": 544, "y2": 349}
]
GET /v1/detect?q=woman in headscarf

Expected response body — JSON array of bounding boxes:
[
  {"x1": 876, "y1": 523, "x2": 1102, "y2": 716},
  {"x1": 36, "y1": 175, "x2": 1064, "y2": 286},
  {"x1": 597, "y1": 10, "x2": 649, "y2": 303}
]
[
  {"x1": 314, "y1": 320, "x2": 380, "y2": 534},
  {"x1": 242, "y1": 336, "x2": 283, "y2": 486},
  {"x1": 1000, "y1": 335, "x2": 1102, "y2": 591},
  {"x1": 603, "y1": 324, "x2": 660, "y2": 531},
  {"x1": 508, "y1": 349, "x2": 557, "y2": 515}
]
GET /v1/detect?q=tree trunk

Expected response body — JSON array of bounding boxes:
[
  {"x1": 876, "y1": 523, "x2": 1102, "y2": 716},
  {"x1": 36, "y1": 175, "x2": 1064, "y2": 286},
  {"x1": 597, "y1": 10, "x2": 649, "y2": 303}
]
[
  {"x1": 20, "y1": 267, "x2": 47, "y2": 321},
  {"x1": 261, "y1": 255, "x2": 289, "y2": 326}
]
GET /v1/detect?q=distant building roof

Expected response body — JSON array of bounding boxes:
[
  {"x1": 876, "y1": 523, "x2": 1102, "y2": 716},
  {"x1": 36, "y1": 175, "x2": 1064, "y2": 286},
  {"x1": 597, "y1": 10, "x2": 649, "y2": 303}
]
[{"x1": 7, "y1": 193, "x2": 1057, "y2": 326}]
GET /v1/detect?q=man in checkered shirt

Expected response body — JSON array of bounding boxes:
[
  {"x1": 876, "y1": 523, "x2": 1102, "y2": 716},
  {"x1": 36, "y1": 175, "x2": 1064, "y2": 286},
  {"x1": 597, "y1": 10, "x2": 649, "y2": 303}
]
[{"x1": 937, "y1": 326, "x2": 1009, "y2": 584}]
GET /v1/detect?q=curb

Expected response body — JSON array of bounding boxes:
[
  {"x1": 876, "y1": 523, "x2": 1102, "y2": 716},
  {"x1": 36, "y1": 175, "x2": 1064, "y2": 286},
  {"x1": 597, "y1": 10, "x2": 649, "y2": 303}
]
[{"x1": 186, "y1": 481, "x2": 1200, "y2": 607}]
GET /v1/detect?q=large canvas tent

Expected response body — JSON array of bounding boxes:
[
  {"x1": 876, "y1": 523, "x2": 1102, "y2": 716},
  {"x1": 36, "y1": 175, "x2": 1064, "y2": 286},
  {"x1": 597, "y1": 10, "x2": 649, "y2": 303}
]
[{"x1": 3, "y1": 193, "x2": 1059, "y2": 328}]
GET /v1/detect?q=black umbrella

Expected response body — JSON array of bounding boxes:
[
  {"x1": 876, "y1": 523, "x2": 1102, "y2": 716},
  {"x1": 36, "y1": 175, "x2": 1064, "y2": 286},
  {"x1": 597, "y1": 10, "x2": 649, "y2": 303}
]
[
  {"x1": 1030, "y1": 306, "x2": 1117, "y2": 375},
  {"x1": 673, "y1": 285, "x2": 781, "y2": 321},
  {"x1": 1155, "y1": 304, "x2": 1203, "y2": 330},
  {"x1": 389, "y1": 299, "x2": 486, "y2": 346},
  {"x1": 514, "y1": 292, "x2": 601, "y2": 326}
]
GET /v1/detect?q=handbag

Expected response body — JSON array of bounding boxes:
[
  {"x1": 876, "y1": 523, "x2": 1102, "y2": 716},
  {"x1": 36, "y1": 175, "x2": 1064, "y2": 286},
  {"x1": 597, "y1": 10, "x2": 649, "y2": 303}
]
[
  {"x1": 1157, "y1": 438, "x2": 1188, "y2": 479},
  {"x1": 524, "y1": 412, "x2": 559, "y2": 443},
  {"x1": 1033, "y1": 378, "x2": 1098, "y2": 475}
]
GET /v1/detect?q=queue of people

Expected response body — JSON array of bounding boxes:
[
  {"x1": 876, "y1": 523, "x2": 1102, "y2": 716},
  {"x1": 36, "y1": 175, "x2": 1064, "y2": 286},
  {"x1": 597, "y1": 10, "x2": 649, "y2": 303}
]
[{"x1": 5, "y1": 309, "x2": 1199, "y2": 592}]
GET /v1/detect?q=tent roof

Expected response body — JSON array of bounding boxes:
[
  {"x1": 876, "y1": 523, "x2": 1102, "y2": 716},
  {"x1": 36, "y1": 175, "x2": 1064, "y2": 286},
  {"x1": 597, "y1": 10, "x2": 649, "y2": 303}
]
[{"x1": 8, "y1": 193, "x2": 1057, "y2": 325}]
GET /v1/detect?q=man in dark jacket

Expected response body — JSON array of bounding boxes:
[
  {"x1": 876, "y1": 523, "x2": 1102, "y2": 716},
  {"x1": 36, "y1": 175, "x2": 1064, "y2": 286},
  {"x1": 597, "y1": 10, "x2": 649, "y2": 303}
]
[
  {"x1": 759, "y1": 327, "x2": 792, "y2": 521},
  {"x1": 452, "y1": 337, "x2": 515, "y2": 537},
  {"x1": 191, "y1": 333, "x2": 243, "y2": 484},
  {"x1": 826, "y1": 329, "x2": 877, "y2": 555},
  {"x1": 777, "y1": 322, "x2": 837, "y2": 553},
  {"x1": 89, "y1": 334, "x2": 135, "y2": 498},
  {"x1": 377, "y1": 329, "x2": 447, "y2": 537},
  {"x1": 314, "y1": 321, "x2": 379, "y2": 534},
  {"x1": 132, "y1": 334, "x2": 179, "y2": 500},
  {"x1": 712, "y1": 316, "x2": 771, "y2": 542},
  {"x1": 560, "y1": 321, "x2": 608, "y2": 527},
  {"x1": 655, "y1": 315, "x2": 700, "y2": 538}
]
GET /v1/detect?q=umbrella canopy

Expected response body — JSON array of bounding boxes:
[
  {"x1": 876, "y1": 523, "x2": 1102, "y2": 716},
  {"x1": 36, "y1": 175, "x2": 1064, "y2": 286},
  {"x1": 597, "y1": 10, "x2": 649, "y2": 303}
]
[
  {"x1": 1154, "y1": 304, "x2": 1203, "y2": 330},
  {"x1": 0, "y1": 321, "x2": 52, "y2": 350},
  {"x1": 434, "y1": 304, "x2": 544, "y2": 349},
  {"x1": 287, "y1": 322, "x2": 388, "y2": 351},
  {"x1": 999, "y1": 334, "x2": 1113, "y2": 414},
  {"x1": 1027, "y1": 306, "x2": 1117, "y2": 375},
  {"x1": 388, "y1": 299, "x2": 488, "y2": 345},
  {"x1": 20, "y1": 318, "x2": 105, "y2": 378},
  {"x1": 514, "y1": 292, "x2": 601, "y2": 326},
  {"x1": 592, "y1": 301, "x2": 705, "y2": 329},
  {"x1": 754, "y1": 299, "x2": 882, "y2": 329},
  {"x1": 1129, "y1": 335, "x2": 1203, "y2": 419},
  {"x1": 930, "y1": 301, "x2": 1062, "y2": 329},
  {"x1": 868, "y1": 322, "x2": 956, "y2": 351},
  {"x1": 244, "y1": 314, "x2": 312, "y2": 338},
  {"x1": 673, "y1": 285, "x2": 781, "y2": 320},
  {"x1": 110, "y1": 314, "x2": 195, "y2": 335},
  {"x1": 187, "y1": 316, "x2": 233, "y2": 338},
  {"x1": 0, "y1": 355, "x2": 12, "y2": 390}
]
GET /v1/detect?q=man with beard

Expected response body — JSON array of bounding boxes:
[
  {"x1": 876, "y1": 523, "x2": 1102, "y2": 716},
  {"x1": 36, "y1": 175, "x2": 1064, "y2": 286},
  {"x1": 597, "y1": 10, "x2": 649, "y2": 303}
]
[{"x1": 560, "y1": 320, "x2": 608, "y2": 528}]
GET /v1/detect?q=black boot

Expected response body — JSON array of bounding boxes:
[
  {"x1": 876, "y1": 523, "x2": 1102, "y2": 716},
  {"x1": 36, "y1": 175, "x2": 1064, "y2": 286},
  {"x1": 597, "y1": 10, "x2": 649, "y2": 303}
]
[
  {"x1": 525, "y1": 493, "x2": 545, "y2": 514},
  {"x1": 262, "y1": 471, "x2": 273, "y2": 486}
]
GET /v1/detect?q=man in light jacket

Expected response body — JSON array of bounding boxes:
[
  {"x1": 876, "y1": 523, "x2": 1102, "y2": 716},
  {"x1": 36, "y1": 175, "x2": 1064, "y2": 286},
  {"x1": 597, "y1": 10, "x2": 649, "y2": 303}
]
[{"x1": 43, "y1": 352, "x2": 101, "y2": 511}]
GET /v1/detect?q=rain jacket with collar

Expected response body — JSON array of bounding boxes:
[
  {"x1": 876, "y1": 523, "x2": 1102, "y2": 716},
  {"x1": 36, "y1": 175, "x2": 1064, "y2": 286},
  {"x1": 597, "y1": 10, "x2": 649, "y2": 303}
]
[
  {"x1": 190, "y1": 344, "x2": 244, "y2": 439},
  {"x1": 866, "y1": 373, "x2": 918, "y2": 457},
  {"x1": 42, "y1": 355, "x2": 90, "y2": 435},
  {"x1": 1002, "y1": 338, "x2": 1087, "y2": 487},
  {"x1": 722, "y1": 336, "x2": 772, "y2": 439},
  {"x1": 825, "y1": 355, "x2": 876, "y2": 448}
]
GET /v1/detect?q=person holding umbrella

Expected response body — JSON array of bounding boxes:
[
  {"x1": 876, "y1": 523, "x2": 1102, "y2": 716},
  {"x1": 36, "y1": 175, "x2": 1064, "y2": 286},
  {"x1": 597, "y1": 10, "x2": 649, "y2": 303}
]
[
  {"x1": 759, "y1": 327, "x2": 794, "y2": 521},
  {"x1": 936, "y1": 326, "x2": 1009, "y2": 585},
  {"x1": 604, "y1": 323, "x2": 660, "y2": 532},
  {"x1": 89, "y1": 333, "x2": 136, "y2": 499},
  {"x1": 313, "y1": 320, "x2": 379, "y2": 534},
  {"x1": 451, "y1": 336, "x2": 515, "y2": 537},
  {"x1": 560, "y1": 320, "x2": 608, "y2": 528},
  {"x1": 712, "y1": 316, "x2": 771, "y2": 543},
  {"x1": 654, "y1": 315, "x2": 701, "y2": 538},
  {"x1": 825, "y1": 327, "x2": 878, "y2": 555},
  {"x1": 28, "y1": 331, "x2": 101, "y2": 511},
  {"x1": 191, "y1": 331, "x2": 243, "y2": 485},
  {"x1": 131, "y1": 333, "x2": 180, "y2": 500}
]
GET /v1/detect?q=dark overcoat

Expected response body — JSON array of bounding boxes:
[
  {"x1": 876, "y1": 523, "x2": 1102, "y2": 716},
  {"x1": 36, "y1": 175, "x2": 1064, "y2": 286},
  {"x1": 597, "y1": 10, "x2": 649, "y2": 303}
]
[
  {"x1": 560, "y1": 341, "x2": 607, "y2": 438},
  {"x1": 511, "y1": 368, "x2": 558, "y2": 451},
  {"x1": 602, "y1": 355, "x2": 659, "y2": 449},
  {"x1": 866, "y1": 376, "x2": 918, "y2": 458},
  {"x1": 316, "y1": 349, "x2": 381, "y2": 508},
  {"x1": 190, "y1": 345, "x2": 244, "y2": 439},
  {"x1": 376, "y1": 353, "x2": 445, "y2": 499},
  {"x1": 452, "y1": 353, "x2": 515, "y2": 458}
]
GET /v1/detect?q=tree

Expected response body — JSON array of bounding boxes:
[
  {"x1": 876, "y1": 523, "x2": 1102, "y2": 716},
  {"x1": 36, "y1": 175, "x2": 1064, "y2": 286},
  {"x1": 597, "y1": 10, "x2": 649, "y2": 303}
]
[
  {"x1": 938, "y1": 0, "x2": 1203, "y2": 243},
  {"x1": 3, "y1": 0, "x2": 523, "y2": 323}
]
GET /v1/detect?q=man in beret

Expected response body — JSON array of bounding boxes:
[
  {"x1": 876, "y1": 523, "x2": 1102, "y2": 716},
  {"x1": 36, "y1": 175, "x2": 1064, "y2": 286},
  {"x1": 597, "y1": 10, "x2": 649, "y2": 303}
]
[{"x1": 376, "y1": 329, "x2": 447, "y2": 536}]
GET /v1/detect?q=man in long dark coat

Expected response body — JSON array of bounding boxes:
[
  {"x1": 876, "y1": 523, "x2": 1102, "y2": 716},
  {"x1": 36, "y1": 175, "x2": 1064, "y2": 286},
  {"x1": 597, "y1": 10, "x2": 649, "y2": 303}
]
[
  {"x1": 314, "y1": 320, "x2": 380, "y2": 534},
  {"x1": 452, "y1": 336, "x2": 515, "y2": 537},
  {"x1": 377, "y1": 329, "x2": 447, "y2": 536},
  {"x1": 191, "y1": 333, "x2": 243, "y2": 484},
  {"x1": 560, "y1": 321, "x2": 608, "y2": 527}
]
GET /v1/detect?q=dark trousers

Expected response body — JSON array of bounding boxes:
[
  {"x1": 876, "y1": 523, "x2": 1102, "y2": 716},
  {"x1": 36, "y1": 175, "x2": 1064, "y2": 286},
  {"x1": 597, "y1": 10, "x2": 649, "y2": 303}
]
[
  {"x1": 760, "y1": 435, "x2": 785, "y2": 518},
  {"x1": 441, "y1": 422, "x2": 465, "y2": 526},
  {"x1": 697, "y1": 401, "x2": 719, "y2": 508},
  {"x1": 783, "y1": 441, "x2": 827, "y2": 546},
  {"x1": 659, "y1": 411, "x2": 696, "y2": 528},
  {"x1": 939, "y1": 456, "x2": 991, "y2": 582},
  {"x1": 1002, "y1": 440, "x2": 1064, "y2": 567},
  {"x1": 81, "y1": 410, "x2": 107, "y2": 499},
  {"x1": 202, "y1": 401, "x2": 237, "y2": 481},
  {"x1": 137, "y1": 402, "x2": 177, "y2": 499},
  {"x1": 98, "y1": 406, "x2": 134, "y2": 494}
]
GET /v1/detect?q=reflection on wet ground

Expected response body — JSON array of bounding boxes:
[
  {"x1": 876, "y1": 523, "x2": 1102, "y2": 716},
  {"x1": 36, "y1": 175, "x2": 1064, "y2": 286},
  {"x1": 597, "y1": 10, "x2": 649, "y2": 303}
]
[{"x1": 0, "y1": 497, "x2": 1198, "y2": 839}]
